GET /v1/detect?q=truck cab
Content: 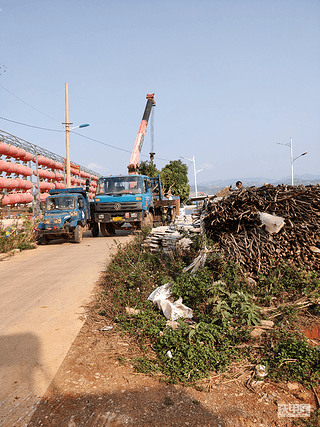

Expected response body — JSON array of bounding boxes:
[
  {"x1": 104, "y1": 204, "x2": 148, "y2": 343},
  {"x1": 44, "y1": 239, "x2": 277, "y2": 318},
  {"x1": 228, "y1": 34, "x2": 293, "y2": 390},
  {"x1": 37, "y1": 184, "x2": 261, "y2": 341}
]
[
  {"x1": 94, "y1": 174, "x2": 154, "y2": 235},
  {"x1": 37, "y1": 188, "x2": 95, "y2": 244}
]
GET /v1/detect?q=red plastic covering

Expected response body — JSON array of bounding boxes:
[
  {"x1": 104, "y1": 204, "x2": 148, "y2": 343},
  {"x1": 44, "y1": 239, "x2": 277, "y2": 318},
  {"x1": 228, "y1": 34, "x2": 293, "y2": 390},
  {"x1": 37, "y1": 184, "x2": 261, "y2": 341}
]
[
  {"x1": 34, "y1": 182, "x2": 55, "y2": 191},
  {"x1": 15, "y1": 178, "x2": 33, "y2": 190},
  {"x1": 33, "y1": 169, "x2": 55, "y2": 179},
  {"x1": 6, "y1": 145, "x2": 19, "y2": 158},
  {"x1": 54, "y1": 182, "x2": 65, "y2": 189},
  {"x1": 0, "y1": 159, "x2": 10, "y2": 172},
  {"x1": 36, "y1": 192, "x2": 50, "y2": 202},
  {"x1": 11, "y1": 148, "x2": 27, "y2": 160},
  {"x1": 19, "y1": 165, "x2": 33, "y2": 176},
  {"x1": 0, "y1": 194, "x2": 9, "y2": 205},
  {"x1": 23, "y1": 152, "x2": 34, "y2": 162},
  {"x1": 0, "y1": 142, "x2": 11, "y2": 156},
  {"x1": 55, "y1": 172, "x2": 64, "y2": 181},
  {"x1": 54, "y1": 161, "x2": 64, "y2": 171},
  {"x1": 5, "y1": 162, "x2": 19, "y2": 174},
  {"x1": 35, "y1": 156, "x2": 51, "y2": 167},
  {"x1": 0, "y1": 178, "x2": 18, "y2": 189}
]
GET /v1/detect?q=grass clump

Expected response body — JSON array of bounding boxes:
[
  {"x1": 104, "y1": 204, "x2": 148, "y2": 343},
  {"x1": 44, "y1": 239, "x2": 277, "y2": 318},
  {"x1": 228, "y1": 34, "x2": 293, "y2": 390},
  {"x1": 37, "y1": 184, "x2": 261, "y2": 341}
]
[{"x1": 0, "y1": 216, "x2": 37, "y2": 253}]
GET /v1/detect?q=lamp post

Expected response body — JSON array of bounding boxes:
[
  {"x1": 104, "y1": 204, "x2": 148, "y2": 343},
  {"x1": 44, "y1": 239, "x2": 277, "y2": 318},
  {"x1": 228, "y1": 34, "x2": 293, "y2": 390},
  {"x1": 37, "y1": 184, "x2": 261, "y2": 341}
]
[
  {"x1": 63, "y1": 83, "x2": 90, "y2": 188},
  {"x1": 180, "y1": 155, "x2": 204, "y2": 197},
  {"x1": 277, "y1": 137, "x2": 307, "y2": 185}
]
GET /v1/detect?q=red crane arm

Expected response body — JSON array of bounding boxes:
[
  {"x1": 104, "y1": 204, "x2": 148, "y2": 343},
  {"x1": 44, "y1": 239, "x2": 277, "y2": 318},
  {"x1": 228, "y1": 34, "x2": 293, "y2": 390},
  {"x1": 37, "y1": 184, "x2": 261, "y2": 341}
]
[{"x1": 128, "y1": 93, "x2": 156, "y2": 174}]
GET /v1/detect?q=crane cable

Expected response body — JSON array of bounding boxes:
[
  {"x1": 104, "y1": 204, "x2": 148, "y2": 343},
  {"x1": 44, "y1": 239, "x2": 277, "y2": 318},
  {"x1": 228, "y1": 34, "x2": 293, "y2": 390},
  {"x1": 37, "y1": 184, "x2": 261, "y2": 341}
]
[{"x1": 149, "y1": 107, "x2": 155, "y2": 163}]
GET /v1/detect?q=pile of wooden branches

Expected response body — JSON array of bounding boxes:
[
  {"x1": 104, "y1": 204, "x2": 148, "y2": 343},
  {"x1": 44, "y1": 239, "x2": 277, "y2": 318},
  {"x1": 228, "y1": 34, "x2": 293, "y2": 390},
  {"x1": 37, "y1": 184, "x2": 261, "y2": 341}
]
[{"x1": 201, "y1": 184, "x2": 320, "y2": 275}]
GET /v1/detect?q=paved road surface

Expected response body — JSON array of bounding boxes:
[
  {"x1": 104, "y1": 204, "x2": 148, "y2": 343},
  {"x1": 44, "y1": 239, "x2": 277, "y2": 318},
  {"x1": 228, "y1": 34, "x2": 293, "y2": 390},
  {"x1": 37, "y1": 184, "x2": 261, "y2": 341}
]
[{"x1": 0, "y1": 231, "x2": 133, "y2": 426}]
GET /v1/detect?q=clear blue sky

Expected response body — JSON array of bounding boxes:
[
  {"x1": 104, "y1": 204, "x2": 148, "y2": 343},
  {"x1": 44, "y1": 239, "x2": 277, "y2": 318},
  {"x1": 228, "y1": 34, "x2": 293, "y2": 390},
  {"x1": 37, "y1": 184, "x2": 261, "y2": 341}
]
[{"x1": 1, "y1": 0, "x2": 319, "y2": 186}]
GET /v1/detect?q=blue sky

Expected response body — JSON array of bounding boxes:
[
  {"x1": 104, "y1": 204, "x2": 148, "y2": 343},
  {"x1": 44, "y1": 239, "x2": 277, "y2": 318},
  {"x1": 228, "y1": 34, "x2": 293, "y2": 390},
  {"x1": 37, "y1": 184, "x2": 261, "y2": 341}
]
[{"x1": 1, "y1": 0, "x2": 319, "y2": 186}]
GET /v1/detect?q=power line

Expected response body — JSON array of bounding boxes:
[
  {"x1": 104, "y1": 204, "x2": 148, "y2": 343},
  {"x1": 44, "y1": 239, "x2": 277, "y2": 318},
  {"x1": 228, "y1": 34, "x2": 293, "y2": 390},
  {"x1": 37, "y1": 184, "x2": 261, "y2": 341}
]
[
  {"x1": 0, "y1": 116, "x2": 63, "y2": 132},
  {"x1": 0, "y1": 116, "x2": 170, "y2": 162},
  {"x1": 72, "y1": 130, "x2": 169, "y2": 161},
  {"x1": 0, "y1": 83, "x2": 60, "y2": 122},
  {"x1": 0, "y1": 84, "x2": 171, "y2": 162}
]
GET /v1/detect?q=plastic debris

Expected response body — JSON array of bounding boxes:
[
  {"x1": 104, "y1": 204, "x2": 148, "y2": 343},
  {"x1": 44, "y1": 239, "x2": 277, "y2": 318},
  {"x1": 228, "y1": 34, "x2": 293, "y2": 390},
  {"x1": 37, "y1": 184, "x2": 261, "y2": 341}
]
[
  {"x1": 167, "y1": 350, "x2": 173, "y2": 358},
  {"x1": 101, "y1": 326, "x2": 113, "y2": 331},
  {"x1": 259, "y1": 212, "x2": 285, "y2": 234},
  {"x1": 255, "y1": 364, "x2": 268, "y2": 378},
  {"x1": 182, "y1": 247, "x2": 208, "y2": 274},
  {"x1": 148, "y1": 283, "x2": 193, "y2": 321}
]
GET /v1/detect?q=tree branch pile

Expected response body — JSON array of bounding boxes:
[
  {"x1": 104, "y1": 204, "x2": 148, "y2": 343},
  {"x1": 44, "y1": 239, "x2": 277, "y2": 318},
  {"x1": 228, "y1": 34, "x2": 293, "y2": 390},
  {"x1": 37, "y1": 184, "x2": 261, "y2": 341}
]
[{"x1": 201, "y1": 184, "x2": 320, "y2": 275}]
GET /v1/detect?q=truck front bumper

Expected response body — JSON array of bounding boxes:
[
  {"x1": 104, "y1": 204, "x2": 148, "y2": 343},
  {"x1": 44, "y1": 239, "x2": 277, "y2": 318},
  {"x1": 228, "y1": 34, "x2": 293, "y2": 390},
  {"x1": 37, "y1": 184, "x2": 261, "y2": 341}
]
[{"x1": 94, "y1": 212, "x2": 143, "y2": 224}]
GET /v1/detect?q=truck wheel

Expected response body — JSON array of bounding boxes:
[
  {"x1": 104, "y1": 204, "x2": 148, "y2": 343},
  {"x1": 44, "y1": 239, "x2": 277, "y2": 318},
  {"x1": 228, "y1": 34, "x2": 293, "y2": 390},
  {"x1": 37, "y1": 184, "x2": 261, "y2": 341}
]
[
  {"x1": 39, "y1": 236, "x2": 49, "y2": 245},
  {"x1": 139, "y1": 212, "x2": 153, "y2": 230},
  {"x1": 91, "y1": 223, "x2": 99, "y2": 237},
  {"x1": 100, "y1": 223, "x2": 115, "y2": 237},
  {"x1": 73, "y1": 225, "x2": 83, "y2": 243}
]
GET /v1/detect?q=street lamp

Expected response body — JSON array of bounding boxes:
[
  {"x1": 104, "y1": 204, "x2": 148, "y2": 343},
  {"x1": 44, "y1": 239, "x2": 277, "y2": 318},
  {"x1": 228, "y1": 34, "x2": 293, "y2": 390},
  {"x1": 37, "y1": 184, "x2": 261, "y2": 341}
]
[
  {"x1": 180, "y1": 155, "x2": 204, "y2": 197},
  {"x1": 63, "y1": 83, "x2": 90, "y2": 188},
  {"x1": 277, "y1": 137, "x2": 307, "y2": 186}
]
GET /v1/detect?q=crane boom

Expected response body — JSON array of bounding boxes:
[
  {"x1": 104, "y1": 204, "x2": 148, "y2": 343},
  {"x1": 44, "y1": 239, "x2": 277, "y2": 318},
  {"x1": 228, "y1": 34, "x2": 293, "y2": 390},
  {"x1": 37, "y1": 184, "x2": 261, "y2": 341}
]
[{"x1": 128, "y1": 93, "x2": 156, "y2": 174}]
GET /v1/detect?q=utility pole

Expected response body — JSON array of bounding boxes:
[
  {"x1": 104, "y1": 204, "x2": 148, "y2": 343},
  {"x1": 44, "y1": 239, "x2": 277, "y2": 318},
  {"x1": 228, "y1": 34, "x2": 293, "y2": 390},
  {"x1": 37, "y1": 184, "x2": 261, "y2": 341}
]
[
  {"x1": 290, "y1": 137, "x2": 293, "y2": 186},
  {"x1": 64, "y1": 83, "x2": 72, "y2": 188}
]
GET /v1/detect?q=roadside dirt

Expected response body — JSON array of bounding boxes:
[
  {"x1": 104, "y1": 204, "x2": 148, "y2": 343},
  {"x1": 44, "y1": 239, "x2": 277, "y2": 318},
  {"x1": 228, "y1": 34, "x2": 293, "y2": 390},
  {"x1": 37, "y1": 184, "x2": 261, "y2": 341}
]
[{"x1": 27, "y1": 281, "x2": 318, "y2": 427}]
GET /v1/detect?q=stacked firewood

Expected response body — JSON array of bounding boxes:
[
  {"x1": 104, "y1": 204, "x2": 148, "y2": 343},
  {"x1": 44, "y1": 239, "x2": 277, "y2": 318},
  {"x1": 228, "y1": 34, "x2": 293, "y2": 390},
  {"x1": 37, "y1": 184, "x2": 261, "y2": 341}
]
[{"x1": 201, "y1": 184, "x2": 320, "y2": 275}]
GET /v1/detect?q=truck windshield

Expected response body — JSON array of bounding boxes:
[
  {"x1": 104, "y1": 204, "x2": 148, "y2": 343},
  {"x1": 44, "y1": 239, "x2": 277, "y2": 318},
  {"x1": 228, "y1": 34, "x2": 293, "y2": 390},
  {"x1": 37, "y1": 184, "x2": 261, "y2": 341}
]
[
  {"x1": 46, "y1": 196, "x2": 76, "y2": 211},
  {"x1": 96, "y1": 176, "x2": 143, "y2": 195}
]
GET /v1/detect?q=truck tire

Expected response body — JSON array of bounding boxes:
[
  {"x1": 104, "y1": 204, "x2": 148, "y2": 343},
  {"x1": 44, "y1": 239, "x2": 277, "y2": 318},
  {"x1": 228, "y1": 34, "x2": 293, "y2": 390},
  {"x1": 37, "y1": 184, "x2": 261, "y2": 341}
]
[
  {"x1": 73, "y1": 225, "x2": 83, "y2": 243},
  {"x1": 139, "y1": 212, "x2": 153, "y2": 230},
  {"x1": 39, "y1": 235, "x2": 49, "y2": 245},
  {"x1": 100, "y1": 223, "x2": 115, "y2": 237},
  {"x1": 91, "y1": 223, "x2": 99, "y2": 237}
]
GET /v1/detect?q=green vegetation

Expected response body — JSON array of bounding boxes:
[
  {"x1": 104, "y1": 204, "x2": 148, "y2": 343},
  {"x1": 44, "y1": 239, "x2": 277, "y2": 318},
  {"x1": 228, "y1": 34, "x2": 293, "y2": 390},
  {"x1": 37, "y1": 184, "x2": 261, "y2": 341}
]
[
  {"x1": 0, "y1": 216, "x2": 37, "y2": 253},
  {"x1": 96, "y1": 232, "x2": 320, "y2": 388},
  {"x1": 139, "y1": 159, "x2": 190, "y2": 204}
]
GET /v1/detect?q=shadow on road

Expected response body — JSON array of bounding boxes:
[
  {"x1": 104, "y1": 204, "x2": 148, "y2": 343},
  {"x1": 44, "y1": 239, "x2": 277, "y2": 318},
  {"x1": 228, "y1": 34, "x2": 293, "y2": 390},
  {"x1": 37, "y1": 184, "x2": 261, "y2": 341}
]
[
  {"x1": 27, "y1": 385, "x2": 226, "y2": 427},
  {"x1": 0, "y1": 333, "x2": 50, "y2": 426},
  {"x1": 42, "y1": 229, "x2": 133, "y2": 245}
]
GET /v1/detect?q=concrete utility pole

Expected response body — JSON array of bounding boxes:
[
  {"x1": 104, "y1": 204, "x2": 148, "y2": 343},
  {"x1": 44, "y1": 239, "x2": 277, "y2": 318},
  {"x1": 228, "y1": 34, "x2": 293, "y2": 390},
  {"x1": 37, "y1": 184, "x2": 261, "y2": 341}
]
[
  {"x1": 64, "y1": 83, "x2": 72, "y2": 188},
  {"x1": 63, "y1": 83, "x2": 89, "y2": 188}
]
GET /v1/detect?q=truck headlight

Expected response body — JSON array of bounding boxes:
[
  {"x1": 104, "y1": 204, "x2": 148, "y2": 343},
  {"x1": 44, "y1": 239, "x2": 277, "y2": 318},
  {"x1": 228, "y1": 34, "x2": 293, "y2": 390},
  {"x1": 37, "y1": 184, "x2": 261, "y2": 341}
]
[
  {"x1": 131, "y1": 213, "x2": 138, "y2": 218},
  {"x1": 70, "y1": 211, "x2": 77, "y2": 217},
  {"x1": 44, "y1": 220, "x2": 50, "y2": 224},
  {"x1": 53, "y1": 218, "x2": 61, "y2": 223}
]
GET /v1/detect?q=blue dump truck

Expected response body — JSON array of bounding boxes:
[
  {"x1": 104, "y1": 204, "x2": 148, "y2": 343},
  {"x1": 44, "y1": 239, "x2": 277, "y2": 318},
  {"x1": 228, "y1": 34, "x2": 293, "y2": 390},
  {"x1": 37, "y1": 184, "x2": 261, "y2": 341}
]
[
  {"x1": 93, "y1": 174, "x2": 180, "y2": 236},
  {"x1": 37, "y1": 187, "x2": 98, "y2": 244}
]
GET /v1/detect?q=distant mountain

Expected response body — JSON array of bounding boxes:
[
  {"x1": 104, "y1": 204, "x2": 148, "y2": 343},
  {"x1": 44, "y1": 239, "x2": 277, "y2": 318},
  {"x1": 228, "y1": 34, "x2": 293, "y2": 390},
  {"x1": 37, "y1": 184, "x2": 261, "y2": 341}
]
[{"x1": 191, "y1": 174, "x2": 320, "y2": 195}]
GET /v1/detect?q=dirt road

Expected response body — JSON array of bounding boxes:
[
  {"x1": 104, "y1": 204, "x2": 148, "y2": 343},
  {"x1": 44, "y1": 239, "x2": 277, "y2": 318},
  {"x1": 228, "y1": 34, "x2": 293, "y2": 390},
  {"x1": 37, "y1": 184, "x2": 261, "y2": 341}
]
[{"x1": 0, "y1": 231, "x2": 133, "y2": 427}]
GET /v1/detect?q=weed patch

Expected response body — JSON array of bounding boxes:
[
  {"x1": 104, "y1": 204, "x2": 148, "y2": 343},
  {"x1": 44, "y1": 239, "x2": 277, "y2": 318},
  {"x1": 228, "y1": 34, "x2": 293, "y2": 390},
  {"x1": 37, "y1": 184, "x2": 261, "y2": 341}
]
[
  {"x1": 96, "y1": 231, "x2": 320, "y2": 387},
  {"x1": 0, "y1": 217, "x2": 37, "y2": 253}
]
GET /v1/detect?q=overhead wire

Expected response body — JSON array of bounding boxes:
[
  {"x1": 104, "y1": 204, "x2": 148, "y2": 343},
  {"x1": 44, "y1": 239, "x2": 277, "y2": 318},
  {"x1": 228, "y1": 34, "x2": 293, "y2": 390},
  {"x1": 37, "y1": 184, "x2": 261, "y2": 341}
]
[
  {"x1": 0, "y1": 82, "x2": 170, "y2": 162},
  {"x1": 72, "y1": 130, "x2": 170, "y2": 161},
  {"x1": 0, "y1": 116, "x2": 63, "y2": 132},
  {"x1": 0, "y1": 83, "x2": 60, "y2": 122}
]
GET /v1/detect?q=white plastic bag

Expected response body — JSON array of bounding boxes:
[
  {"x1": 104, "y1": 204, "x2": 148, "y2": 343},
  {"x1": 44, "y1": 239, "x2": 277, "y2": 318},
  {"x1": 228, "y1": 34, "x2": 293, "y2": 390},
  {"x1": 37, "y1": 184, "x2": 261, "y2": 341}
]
[
  {"x1": 148, "y1": 284, "x2": 193, "y2": 321},
  {"x1": 259, "y1": 212, "x2": 285, "y2": 234}
]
